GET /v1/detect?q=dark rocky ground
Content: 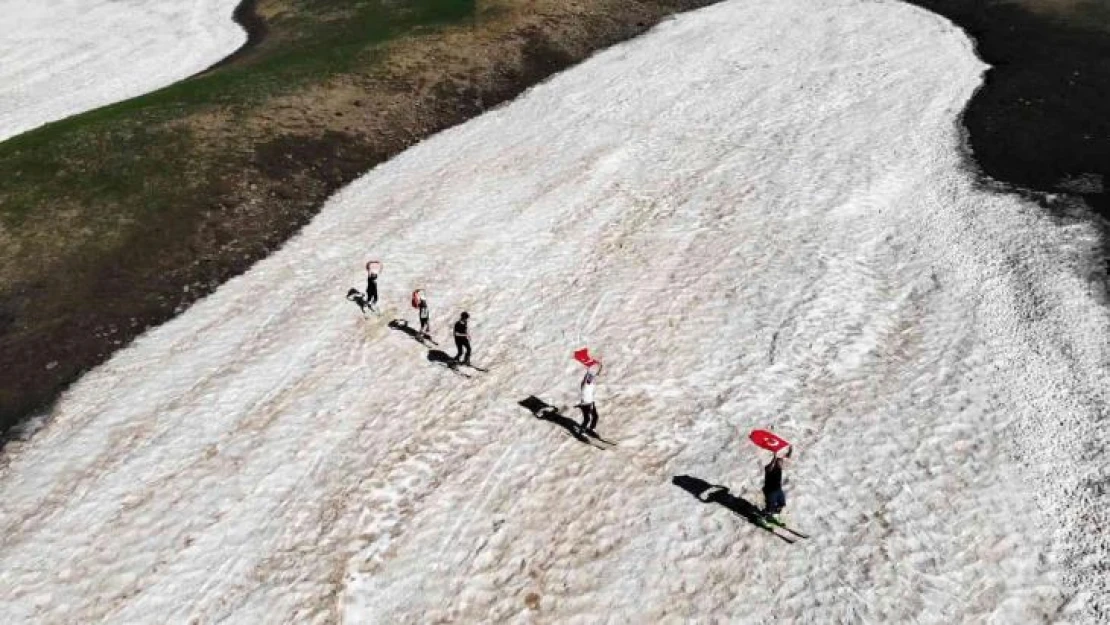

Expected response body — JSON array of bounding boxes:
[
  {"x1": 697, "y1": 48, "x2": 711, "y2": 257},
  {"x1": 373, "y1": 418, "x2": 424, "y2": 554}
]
[{"x1": 906, "y1": 1, "x2": 1110, "y2": 220}]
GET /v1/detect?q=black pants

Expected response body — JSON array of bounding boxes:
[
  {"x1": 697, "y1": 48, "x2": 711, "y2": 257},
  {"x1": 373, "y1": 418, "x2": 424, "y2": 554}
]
[
  {"x1": 419, "y1": 317, "x2": 430, "y2": 336},
  {"x1": 763, "y1": 488, "x2": 786, "y2": 515},
  {"x1": 454, "y1": 337, "x2": 471, "y2": 363},
  {"x1": 578, "y1": 402, "x2": 598, "y2": 431},
  {"x1": 366, "y1": 285, "x2": 378, "y2": 307}
]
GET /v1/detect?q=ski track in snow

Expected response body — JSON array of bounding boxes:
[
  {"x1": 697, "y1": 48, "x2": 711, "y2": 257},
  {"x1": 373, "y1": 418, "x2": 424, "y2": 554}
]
[
  {"x1": 2, "y1": 0, "x2": 1108, "y2": 622},
  {"x1": 0, "y1": 0, "x2": 244, "y2": 142}
]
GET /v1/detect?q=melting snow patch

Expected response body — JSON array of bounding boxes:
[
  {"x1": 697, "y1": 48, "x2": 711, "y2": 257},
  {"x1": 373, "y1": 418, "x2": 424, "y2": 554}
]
[{"x1": 0, "y1": 0, "x2": 1106, "y2": 623}]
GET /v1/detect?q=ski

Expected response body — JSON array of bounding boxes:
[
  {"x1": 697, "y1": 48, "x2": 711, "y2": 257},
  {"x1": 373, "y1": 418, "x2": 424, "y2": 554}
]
[
  {"x1": 435, "y1": 362, "x2": 471, "y2": 378},
  {"x1": 769, "y1": 528, "x2": 797, "y2": 544},
  {"x1": 751, "y1": 519, "x2": 795, "y2": 543},
  {"x1": 583, "y1": 431, "x2": 615, "y2": 446},
  {"x1": 580, "y1": 436, "x2": 610, "y2": 450},
  {"x1": 763, "y1": 517, "x2": 808, "y2": 539},
  {"x1": 461, "y1": 363, "x2": 489, "y2": 372}
]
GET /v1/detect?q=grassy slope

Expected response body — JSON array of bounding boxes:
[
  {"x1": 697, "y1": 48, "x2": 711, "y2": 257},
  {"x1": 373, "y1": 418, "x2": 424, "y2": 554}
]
[
  {"x1": 0, "y1": 0, "x2": 715, "y2": 435},
  {"x1": 2, "y1": 0, "x2": 474, "y2": 245}
]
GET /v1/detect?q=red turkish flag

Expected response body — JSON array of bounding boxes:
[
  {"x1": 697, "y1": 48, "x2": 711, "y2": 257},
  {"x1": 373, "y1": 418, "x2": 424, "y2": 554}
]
[
  {"x1": 749, "y1": 429, "x2": 791, "y2": 453},
  {"x1": 573, "y1": 348, "x2": 599, "y2": 368}
]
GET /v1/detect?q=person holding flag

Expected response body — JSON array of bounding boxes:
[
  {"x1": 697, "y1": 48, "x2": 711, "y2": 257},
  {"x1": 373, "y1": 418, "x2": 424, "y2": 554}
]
[
  {"x1": 573, "y1": 348, "x2": 603, "y2": 437},
  {"x1": 418, "y1": 293, "x2": 431, "y2": 341},
  {"x1": 411, "y1": 289, "x2": 433, "y2": 342},
  {"x1": 762, "y1": 445, "x2": 792, "y2": 521},
  {"x1": 365, "y1": 260, "x2": 382, "y2": 312},
  {"x1": 577, "y1": 366, "x2": 601, "y2": 436},
  {"x1": 748, "y1": 429, "x2": 793, "y2": 523}
]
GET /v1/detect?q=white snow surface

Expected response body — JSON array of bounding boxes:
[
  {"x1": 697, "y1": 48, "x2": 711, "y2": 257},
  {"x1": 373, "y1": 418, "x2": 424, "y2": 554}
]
[
  {"x1": 1, "y1": 0, "x2": 1108, "y2": 622},
  {"x1": 0, "y1": 0, "x2": 244, "y2": 141}
]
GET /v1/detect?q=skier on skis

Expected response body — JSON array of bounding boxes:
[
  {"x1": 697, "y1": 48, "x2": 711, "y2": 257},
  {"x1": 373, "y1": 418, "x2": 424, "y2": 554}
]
[
  {"x1": 418, "y1": 292, "x2": 431, "y2": 341},
  {"x1": 365, "y1": 266, "x2": 380, "y2": 312},
  {"x1": 577, "y1": 364, "x2": 602, "y2": 436},
  {"x1": 762, "y1": 446, "x2": 791, "y2": 521},
  {"x1": 453, "y1": 312, "x2": 471, "y2": 365}
]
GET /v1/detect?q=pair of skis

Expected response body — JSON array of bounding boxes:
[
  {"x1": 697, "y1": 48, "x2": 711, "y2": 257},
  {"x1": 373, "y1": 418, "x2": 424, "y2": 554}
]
[
  {"x1": 758, "y1": 516, "x2": 808, "y2": 543},
  {"x1": 579, "y1": 428, "x2": 616, "y2": 450},
  {"x1": 539, "y1": 404, "x2": 615, "y2": 449},
  {"x1": 438, "y1": 361, "x2": 489, "y2": 378}
]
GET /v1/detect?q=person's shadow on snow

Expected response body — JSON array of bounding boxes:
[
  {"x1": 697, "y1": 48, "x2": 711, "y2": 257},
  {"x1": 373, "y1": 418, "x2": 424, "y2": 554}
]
[
  {"x1": 425, "y1": 348, "x2": 472, "y2": 377},
  {"x1": 388, "y1": 319, "x2": 467, "y2": 375},
  {"x1": 388, "y1": 319, "x2": 424, "y2": 343},
  {"x1": 427, "y1": 349, "x2": 455, "y2": 366},
  {"x1": 519, "y1": 395, "x2": 589, "y2": 443},
  {"x1": 672, "y1": 475, "x2": 791, "y2": 542}
]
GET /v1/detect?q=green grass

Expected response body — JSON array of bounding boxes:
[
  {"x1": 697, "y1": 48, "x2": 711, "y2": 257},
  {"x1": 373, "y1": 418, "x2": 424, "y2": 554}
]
[{"x1": 0, "y1": 0, "x2": 476, "y2": 228}]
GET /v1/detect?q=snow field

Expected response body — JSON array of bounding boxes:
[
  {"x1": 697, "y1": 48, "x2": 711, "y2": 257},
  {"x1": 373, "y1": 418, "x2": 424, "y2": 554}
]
[
  {"x1": 1, "y1": 0, "x2": 1107, "y2": 622},
  {"x1": 0, "y1": 0, "x2": 244, "y2": 141}
]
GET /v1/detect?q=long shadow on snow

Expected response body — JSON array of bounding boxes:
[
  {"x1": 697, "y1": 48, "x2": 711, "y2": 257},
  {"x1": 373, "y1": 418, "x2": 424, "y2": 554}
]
[
  {"x1": 387, "y1": 318, "x2": 425, "y2": 342},
  {"x1": 672, "y1": 475, "x2": 792, "y2": 543},
  {"x1": 427, "y1": 349, "x2": 459, "y2": 366},
  {"x1": 519, "y1": 395, "x2": 591, "y2": 444},
  {"x1": 388, "y1": 319, "x2": 468, "y2": 377}
]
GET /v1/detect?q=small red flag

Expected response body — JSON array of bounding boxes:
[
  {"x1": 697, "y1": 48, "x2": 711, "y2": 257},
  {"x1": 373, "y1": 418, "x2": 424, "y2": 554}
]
[
  {"x1": 749, "y1": 429, "x2": 791, "y2": 453},
  {"x1": 573, "y1": 348, "x2": 599, "y2": 368}
]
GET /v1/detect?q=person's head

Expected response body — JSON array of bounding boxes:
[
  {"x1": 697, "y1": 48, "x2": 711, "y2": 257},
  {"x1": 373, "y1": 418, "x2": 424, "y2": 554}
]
[{"x1": 461, "y1": 311, "x2": 469, "y2": 320}]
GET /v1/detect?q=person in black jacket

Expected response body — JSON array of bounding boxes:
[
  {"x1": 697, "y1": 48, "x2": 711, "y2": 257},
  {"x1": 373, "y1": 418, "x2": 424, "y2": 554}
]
[
  {"x1": 453, "y1": 312, "x2": 471, "y2": 365},
  {"x1": 365, "y1": 271, "x2": 379, "y2": 312},
  {"x1": 762, "y1": 446, "x2": 791, "y2": 519}
]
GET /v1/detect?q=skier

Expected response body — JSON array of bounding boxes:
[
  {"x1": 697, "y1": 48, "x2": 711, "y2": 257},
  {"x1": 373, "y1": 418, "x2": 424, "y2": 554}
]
[
  {"x1": 365, "y1": 267, "x2": 379, "y2": 312},
  {"x1": 453, "y1": 312, "x2": 471, "y2": 365},
  {"x1": 416, "y1": 291, "x2": 431, "y2": 341},
  {"x1": 762, "y1": 446, "x2": 791, "y2": 521},
  {"x1": 577, "y1": 364, "x2": 602, "y2": 436}
]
